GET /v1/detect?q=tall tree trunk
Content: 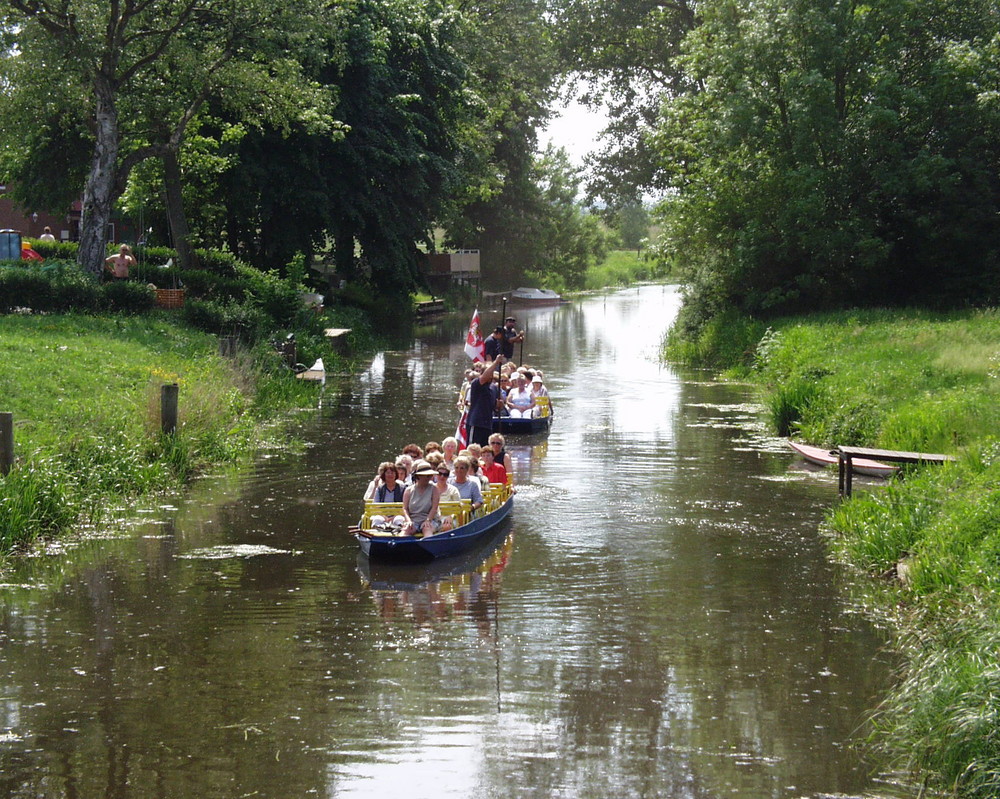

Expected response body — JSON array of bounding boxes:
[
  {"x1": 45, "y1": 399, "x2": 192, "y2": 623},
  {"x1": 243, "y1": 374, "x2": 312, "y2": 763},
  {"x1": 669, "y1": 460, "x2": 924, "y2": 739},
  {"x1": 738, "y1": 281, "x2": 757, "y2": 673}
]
[
  {"x1": 334, "y1": 227, "x2": 355, "y2": 282},
  {"x1": 78, "y1": 80, "x2": 118, "y2": 276},
  {"x1": 162, "y1": 148, "x2": 198, "y2": 270}
]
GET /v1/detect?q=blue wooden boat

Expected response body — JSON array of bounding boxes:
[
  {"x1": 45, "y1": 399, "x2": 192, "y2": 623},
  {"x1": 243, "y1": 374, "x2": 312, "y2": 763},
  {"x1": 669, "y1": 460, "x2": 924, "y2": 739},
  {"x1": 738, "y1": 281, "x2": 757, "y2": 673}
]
[
  {"x1": 353, "y1": 488, "x2": 514, "y2": 563},
  {"x1": 492, "y1": 394, "x2": 553, "y2": 435},
  {"x1": 357, "y1": 530, "x2": 513, "y2": 590},
  {"x1": 492, "y1": 414, "x2": 552, "y2": 435}
]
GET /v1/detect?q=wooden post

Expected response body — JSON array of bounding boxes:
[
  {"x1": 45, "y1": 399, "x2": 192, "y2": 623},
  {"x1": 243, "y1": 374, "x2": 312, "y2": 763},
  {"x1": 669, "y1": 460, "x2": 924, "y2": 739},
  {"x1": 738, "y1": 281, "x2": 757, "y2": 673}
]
[
  {"x1": 161, "y1": 383, "x2": 179, "y2": 434},
  {"x1": 218, "y1": 335, "x2": 237, "y2": 358},
  {"x1": 0, "y1": 412, "x2": 12, "y2": 475}
]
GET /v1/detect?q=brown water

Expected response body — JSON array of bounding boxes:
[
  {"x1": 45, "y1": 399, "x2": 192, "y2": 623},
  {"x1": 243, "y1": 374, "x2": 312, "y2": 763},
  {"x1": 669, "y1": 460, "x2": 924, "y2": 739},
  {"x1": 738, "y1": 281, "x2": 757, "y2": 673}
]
[{"x1": 0, "y1": 285, "x2": 907, "y2": 798}]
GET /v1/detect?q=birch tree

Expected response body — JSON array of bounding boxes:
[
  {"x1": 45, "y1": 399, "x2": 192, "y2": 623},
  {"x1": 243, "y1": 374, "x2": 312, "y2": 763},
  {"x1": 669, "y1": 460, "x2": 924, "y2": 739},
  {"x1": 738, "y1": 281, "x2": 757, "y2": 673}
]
[{"x1": 0, "y1": 0, "x2": 334, "y2": 272}]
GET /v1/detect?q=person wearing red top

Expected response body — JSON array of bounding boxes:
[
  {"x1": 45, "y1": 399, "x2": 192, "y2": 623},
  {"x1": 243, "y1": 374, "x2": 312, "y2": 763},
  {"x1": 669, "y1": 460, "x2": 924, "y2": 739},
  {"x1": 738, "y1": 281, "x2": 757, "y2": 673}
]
[{"x1": 480, "y1": 447, "x2": 507, "y2": 485}]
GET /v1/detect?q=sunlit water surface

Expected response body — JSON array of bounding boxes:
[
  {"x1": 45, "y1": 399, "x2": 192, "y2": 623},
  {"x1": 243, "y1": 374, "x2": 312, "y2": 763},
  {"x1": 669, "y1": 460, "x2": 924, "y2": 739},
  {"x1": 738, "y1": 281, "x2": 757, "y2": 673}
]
[{"x1": 0, "y1": 286, "x2": 909, "y2": 798}]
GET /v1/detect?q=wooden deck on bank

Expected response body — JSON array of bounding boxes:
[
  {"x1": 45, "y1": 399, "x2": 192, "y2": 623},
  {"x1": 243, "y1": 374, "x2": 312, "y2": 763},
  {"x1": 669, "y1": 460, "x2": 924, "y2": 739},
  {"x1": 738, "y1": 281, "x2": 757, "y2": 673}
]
[{"x1": 837, "y1": 446, "x2": 955, "y2": 497}]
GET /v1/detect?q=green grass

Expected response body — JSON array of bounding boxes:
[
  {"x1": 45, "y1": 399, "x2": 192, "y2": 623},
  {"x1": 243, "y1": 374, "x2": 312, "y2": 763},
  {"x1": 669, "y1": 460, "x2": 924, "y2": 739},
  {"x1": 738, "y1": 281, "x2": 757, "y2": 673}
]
[
  {"x1": 828, "y1": 450, "x2": 1000, "y2": 797},
  {"x1": 0, "y1": 312, "x2": 320, "y2": 555},
  {"x1": 680, "y1": 307, "x2": 1000, "y2": 451},
  {"x1": 582, "y1": 249, "x2": 669, "y2": 290},
  {"x1": 665, "y1": 305, "x2": 1000, "y2": 796}
]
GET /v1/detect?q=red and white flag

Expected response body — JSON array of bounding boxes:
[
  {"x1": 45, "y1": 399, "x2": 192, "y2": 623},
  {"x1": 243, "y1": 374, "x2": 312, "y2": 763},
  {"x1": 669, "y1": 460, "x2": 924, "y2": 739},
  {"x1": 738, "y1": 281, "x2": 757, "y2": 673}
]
[
  {"x1": 464, "y1": 308, "x2": 485, "y2": 362},
  {"x1": 455, "y1": 408, "x2": 468, "y2": 447}
]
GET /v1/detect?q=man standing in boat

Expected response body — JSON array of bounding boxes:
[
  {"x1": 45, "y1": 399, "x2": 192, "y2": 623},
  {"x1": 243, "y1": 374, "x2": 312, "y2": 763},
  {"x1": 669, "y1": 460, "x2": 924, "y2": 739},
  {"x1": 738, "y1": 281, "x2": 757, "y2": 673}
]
[
  {"x1": 484, "y1": 326, "x2": 505, "y2": 361},
  {"x1": 501, "y1": 317, "x2": 523, "y2": 360},
  {"x1": 466, "y1": 354, "x2": 503, "y2": 447}
]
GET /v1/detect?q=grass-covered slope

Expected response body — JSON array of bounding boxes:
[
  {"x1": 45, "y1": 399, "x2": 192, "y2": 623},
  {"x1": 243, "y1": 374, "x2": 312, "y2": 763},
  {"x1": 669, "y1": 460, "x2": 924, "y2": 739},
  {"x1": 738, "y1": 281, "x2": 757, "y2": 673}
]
[{"x1": 0, "y1": 313, "x2": 318, "y2": 554}]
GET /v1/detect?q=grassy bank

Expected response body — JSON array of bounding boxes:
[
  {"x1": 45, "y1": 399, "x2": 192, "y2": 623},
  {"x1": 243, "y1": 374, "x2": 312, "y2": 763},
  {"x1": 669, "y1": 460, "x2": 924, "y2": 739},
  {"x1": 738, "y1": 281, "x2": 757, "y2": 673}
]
[
  {"x1": 666, "y1": 307, "x2": 1000, "y2": 797},
  {"x1": 582, "y1": 249, "x2": 667, "y2": 290},
  {"x1": 0, "y1": 313, "x2": 323, "y2": 556}
]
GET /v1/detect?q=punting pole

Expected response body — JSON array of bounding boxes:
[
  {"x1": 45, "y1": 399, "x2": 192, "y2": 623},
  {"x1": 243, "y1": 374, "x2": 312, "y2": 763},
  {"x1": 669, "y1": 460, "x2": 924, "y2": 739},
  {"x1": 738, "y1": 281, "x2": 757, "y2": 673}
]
[{"x1": 497, "y1": 296, "x2": 508, "y2": 422}]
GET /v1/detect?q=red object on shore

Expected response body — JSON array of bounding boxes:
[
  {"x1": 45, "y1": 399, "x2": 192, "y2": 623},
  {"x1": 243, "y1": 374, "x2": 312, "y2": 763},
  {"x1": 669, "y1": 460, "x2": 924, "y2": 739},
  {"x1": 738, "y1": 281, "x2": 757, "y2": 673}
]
[{"x1": 20, "y1": 247, "x2": 43, "y2": 261}]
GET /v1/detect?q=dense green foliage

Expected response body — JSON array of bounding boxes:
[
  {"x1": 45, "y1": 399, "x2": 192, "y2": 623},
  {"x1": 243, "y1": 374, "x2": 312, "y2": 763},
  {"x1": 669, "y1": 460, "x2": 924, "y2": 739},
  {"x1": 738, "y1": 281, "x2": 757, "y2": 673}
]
[
  {"x1": 552, "y1": 0, "x2": 697, "y2": 204},
  {"x1": 511, "y1": 147, "x2": 612, "y2": 292},
  {"x1": 218, "y1": 0, "x2": 471, "y2": 295},
  {"x1": 0, "y1": 0, "x2": 331, "y2": 274},
  {"x1": 0, "y1": 261, "x2": 156, "y2": 314},
  {"x1": 440, "y1": 0, "x2": 564, "y2": 287},
  {"x1": 611, "y1": 202, "x2": 651, "y2": 250},
  {"x1": 562, "y1": 0, "x2": 1000, "y2": 327},
  {"x1": 0, "y1": 0, "x2": 616, "y2": 296},
  {"x1": 672, "y1": 0, "x2": 1000, "y2": 323},
  {"x1": 666, "y1": 307, "x2": 1000, "y2": 794},
  {"x1": 5, "y1": 245, "x2": 365, "y2": 369}
]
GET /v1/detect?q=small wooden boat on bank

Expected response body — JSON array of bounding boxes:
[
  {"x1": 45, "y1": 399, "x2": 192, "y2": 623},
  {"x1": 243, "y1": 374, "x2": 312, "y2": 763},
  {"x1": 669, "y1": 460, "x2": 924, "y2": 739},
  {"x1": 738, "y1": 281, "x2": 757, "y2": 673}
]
[
  {"x1": 787, "y1": 439, "x2": 897, "y2": 478},
  {"x1": 507, "y1": 287, "x2": 564, "y2": 307},
  {"x1": 352, "y1": 482, "x2": 514, "y2": 563}
]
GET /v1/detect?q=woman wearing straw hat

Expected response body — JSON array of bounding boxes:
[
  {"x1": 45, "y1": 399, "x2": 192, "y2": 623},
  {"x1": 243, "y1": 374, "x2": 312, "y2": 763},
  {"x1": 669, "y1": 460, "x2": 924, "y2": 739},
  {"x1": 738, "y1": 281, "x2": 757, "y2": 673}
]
[{"x1": 401, "y1": 461, "x2": 442, "y2": 537}]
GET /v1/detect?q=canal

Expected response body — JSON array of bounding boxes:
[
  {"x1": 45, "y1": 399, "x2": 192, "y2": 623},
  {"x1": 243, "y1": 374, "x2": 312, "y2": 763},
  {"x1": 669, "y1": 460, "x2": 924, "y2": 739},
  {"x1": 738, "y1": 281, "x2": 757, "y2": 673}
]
[{"x1": 0, "y1": 285, "x2": 904, "y2": 798}]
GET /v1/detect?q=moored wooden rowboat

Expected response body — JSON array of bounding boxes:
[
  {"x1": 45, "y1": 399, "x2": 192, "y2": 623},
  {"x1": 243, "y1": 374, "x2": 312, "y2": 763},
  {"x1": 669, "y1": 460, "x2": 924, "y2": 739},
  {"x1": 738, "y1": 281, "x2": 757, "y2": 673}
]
[
  {"x1": 352, "y1": 482, "x2": 514, "y2": 563},
  {"x1": 507, "y1": 286, "x2": 564, "y2": 306},
  {"x1": 787, "y1": 439, "x2": 897, "y2": 478}
]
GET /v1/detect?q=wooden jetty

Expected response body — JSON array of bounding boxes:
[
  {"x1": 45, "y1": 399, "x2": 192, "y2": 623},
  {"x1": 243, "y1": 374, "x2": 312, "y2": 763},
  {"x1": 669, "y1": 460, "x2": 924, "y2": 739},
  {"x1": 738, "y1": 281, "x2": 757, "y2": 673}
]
[
  {"x1": 415, "y1": 299, "x2": 445, "y2": 320},
  {"x1": 837, "y1": 445, "x2": 955, "y2": 497}
]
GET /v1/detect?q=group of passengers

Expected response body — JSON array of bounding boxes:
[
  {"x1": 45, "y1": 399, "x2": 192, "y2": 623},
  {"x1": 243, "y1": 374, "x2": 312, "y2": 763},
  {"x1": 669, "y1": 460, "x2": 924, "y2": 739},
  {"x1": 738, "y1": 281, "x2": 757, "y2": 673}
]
[
  {"x1": 364, "y1": 435, "x2": 514, "y2": 537},
  {"x1": 459, "y1": 360, "x2": 550, "y2": 421}
]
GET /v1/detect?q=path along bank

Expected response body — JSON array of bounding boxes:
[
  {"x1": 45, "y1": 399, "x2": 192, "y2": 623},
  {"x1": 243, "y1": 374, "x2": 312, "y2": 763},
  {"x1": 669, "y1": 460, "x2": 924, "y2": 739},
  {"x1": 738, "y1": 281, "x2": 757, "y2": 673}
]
[
  {"x1": 666, "y1": 306, "x2": 1000, "y2": 798},
  {"x1": 0, "y1": 313, "x2": 344, "y2": 559}
]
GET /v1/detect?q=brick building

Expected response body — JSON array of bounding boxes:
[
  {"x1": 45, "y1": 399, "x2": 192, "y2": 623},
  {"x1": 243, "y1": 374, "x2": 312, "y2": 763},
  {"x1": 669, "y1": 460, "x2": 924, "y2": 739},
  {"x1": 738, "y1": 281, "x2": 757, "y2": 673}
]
[{"x1": 0, "y1": 185, "x2": 81, "y2": 241}]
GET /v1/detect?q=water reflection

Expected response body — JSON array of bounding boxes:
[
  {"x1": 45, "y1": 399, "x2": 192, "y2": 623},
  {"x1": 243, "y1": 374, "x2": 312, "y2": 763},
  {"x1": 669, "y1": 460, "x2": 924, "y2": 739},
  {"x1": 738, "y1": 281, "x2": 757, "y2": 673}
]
[{"x1": 359, "y1": 530, "x2": 513, "y2": 634}]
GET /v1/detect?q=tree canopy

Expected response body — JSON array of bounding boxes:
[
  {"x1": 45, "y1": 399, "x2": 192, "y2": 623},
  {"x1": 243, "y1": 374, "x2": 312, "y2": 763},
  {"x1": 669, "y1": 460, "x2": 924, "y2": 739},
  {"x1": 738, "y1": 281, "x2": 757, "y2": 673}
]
[
  {"x1": 0, "y1": 0, "x2": 333, "y2": 272},
  {"x1": 560, "y1": 0, "x2": 1000, "y2": 324},
  {"x1": 0, "y1": 0, "x2": 606, "y2": 296}
]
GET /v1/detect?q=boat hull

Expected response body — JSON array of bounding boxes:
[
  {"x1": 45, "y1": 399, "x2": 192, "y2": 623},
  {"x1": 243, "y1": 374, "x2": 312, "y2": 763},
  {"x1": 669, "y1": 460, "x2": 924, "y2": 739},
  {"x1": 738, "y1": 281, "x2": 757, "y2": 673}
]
[
  {"x1": 356, "y1": 496, "x2": 514, "y2": 563},
  {"x1": 508, "y1": 297, "x2": 563, "y2": 307},
  {"x1": 507, "y1": 287, "x2": 564, "y2": 306},
  {"x1": 358, "y1": 529, "x2": 513, "y2": 590},
  {"x1": 787, "y1": 440, "x2": 897, "y2": 478},
  {"x1": 492, "y1": 414, "x2": 552, "y2": 435}
]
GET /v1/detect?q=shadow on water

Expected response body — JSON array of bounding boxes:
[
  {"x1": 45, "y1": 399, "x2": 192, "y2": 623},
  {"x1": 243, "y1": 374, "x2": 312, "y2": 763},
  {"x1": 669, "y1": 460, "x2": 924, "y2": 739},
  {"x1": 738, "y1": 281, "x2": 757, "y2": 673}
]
[{"x1": 0, "y1": 286, "x2": 913, "y2": 798}]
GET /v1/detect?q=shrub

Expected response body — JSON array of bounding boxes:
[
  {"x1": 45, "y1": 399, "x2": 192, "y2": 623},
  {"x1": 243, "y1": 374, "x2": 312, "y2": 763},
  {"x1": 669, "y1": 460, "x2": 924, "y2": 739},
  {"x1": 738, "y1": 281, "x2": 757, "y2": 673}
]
[
  {"x1": 100, "y1": 280, "x2": 156, "y2": 314},
  {"x1": 24, "y1": 239, "x2": 79, "y2": 260},
  {"x1": 767, "y1": 377, "x2": 821, "y2": 437},
  {"x1": 665, "y1": 306, "x2": 766, "y2": 369},
  {"x1": 177, "y1": 269, "x2": 246, "y2": 301},
  {"x1": 133, "y1": 244, "x2": 173, "y2": 261},
  {"x1": 334, "y1": 280, "x2": 381, "y2": 314},
  {"x1": 50, "y1": 273, "x2": 102, "y2": 312},
  {"x1": 182, "y1": 297, "x2": 270, "y2": 341},
  {"x1": 193, "y1": 248, "x2": 242, "y2": 276},
  {"x1": 0, "y1": 264, "x2": 53, "y2": 311}
]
